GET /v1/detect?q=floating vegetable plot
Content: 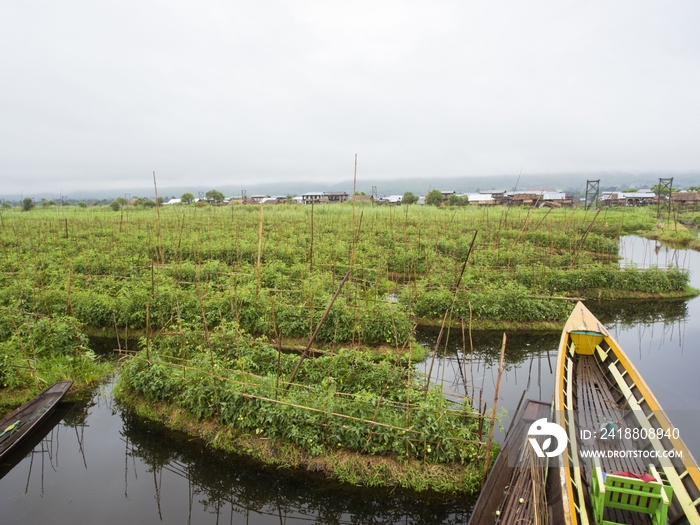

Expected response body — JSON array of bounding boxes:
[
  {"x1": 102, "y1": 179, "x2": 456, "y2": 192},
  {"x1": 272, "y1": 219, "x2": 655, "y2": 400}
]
[{"x1": 116, "y1": 324, "x2": 492, "y2": 493}]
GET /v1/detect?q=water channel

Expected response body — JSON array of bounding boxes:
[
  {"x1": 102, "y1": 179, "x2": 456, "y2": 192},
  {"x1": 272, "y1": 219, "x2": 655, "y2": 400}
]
[{"x1": 1, "y1": 236, "x2": 699, "y2": 524}]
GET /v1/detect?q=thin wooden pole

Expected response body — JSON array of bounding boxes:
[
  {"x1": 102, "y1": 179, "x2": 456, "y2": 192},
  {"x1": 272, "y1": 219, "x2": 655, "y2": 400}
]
[
  {"x1": 482, "y1": 332, "x2": 507, "y2": 484},
  {"x1": 309, "y1": 201, "x2": 314, "y2": 272},
  {"x1": 570, "y1": 208, "x2": 601, "y2": 268},
  {"x1": 113, "y1": 311, "x2": 121, "y2": 352},
  {"x1": 271, "y1": 297, "x2": 282, "y2": 400},
  {"x1": 351, "y1": 154, "x2": 357, "y2": 268},
  {"x1": 256, "y1": 202, "x2": 264, "y2": 292},
  {"x1": 286, "y1": 269, "x2": 351, "y2": 390},
  {"x1": 152, "y1": 171, "x2": 165, "y2": 265},
  {"x1": 425, "y1": 231, "x2": 478, "y2": 397},
  {"x1": 146, "y1": 303, "x2": 151, "y2": 362}
]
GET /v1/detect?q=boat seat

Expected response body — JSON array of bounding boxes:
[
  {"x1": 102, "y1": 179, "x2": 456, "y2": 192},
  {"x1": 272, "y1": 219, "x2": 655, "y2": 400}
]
[{"x1": 590, "y1": 457, "x2": 672, "y2": 525}]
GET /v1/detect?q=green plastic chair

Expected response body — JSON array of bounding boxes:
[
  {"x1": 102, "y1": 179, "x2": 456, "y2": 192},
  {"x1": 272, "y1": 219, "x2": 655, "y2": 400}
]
[{"x1": 590, "y1": 457, "x2": 672, "y2": 525}]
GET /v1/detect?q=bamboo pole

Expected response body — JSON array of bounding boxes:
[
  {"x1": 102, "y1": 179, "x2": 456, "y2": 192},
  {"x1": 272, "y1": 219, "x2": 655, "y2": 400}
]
[
  {"x1": 425, "y1": 231, "x2": 478, "y2": 397},
  {"x1": 351, "y1": 154, "x2": 358, "y2": 269},
  {"x1": 570, "y1": 208, "x2": 601, "y2": 268},
  {"x1": 113, "y1": 311, "x2": 121, "y2": 352},
  {"x1": 152, "y1": 171, "x2": 165, "y2": 265},
  {"x1": 146, "y1": 303, "x2": 151, "y2": 362},
  {"x1": 309, "y1": 201, "x2": 314, "y2": 272},
  {"x1": 482, "y1": 332, "x2": 506, "y2": 484},
  {"x1": 286, "y1": 269, "x2": 351, "y2": 390},
  {"x1": 271, "y1": 297, "x2": 282, "y2": 400},
  {"x1": 256, "y1": 202, "x2": 264, "y2": 292}
]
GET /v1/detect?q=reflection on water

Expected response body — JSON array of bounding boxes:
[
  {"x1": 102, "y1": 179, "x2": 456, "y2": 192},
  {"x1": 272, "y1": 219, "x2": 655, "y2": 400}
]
[
  {"x1": 619, "y1": 235, "x2": 692, "y2": 272},
  {"x1": 417, "y1": 236, "x2": 700, "y2": 458},
  {"x1": 121, "y1": 406, "x2": 473, "y2": 525},
  {"x1": 589, "y1": 299, "x2": 688, "y2": 327},
  {"x1": 415, "y1": 327, "x2": 559, "y2": 444},
  {"x1": 1, "y1": 383, "x2": 473, "y2": 525}
]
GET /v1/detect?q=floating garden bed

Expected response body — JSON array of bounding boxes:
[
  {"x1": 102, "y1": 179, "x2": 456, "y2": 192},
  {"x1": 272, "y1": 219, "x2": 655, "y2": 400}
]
[{"x1": 115, "y1": 324, "x2": 493, "y2": 493}]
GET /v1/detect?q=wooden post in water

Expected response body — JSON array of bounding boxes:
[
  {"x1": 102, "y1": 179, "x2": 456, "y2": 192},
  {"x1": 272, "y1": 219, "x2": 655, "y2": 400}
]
[
  {"x1": 113, "y1": 311, "x2": 121, "y2": 352},
  {"x1": 425, "y1": 231, "x2": 478, "y2": 398},
  {"x1": 482, "y1": 332, "x2": 506, "y2": 485}
]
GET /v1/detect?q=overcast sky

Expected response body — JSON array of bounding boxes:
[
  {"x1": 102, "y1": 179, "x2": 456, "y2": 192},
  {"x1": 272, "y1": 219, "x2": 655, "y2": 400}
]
[{"x1": 2, "y1": 1, "x2": 699, "y2": 195}]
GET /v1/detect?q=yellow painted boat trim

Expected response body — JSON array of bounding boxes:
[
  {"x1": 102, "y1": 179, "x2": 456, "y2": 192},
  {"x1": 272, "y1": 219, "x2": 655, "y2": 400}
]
[{"x1": 555, "y1": 320, "x2": 578, "y2": 525}]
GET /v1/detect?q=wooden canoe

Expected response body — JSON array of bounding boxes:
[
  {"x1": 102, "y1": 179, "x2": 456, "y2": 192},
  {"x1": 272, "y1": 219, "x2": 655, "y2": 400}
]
[
  {"x1": 554, "y1": 302, "x2": 700, "y2": 525},
  {"x1": 467, "y1": 398, "x2": 562, "y2": 525},
  {"x1": 0, "y1": 381, "x2": 73, "y2": 462}
]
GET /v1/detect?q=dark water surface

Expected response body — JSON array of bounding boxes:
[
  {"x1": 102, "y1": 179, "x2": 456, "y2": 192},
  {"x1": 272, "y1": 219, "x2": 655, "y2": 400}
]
[
  {"x1": 0, "y1": 381, "x2": 471, "y2": 524},
  {"x1": 1, "y1": 236, "x2": 699, "y2": 524},
  {"x1": 418, "y1": 235, "x2": 700, "y2": 455}
]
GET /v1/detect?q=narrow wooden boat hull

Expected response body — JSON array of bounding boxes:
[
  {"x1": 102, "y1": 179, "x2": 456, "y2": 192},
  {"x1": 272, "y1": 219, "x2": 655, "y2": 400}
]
[
  {"x1": 0, "y1": 381, "x2": 73, "y2": 463},
  {"x1": 555, "y1": 302, "x2": 700, "y2": 525},
  {"x1": 468, "y1": 399, "x2": 557, "y2": 525}
]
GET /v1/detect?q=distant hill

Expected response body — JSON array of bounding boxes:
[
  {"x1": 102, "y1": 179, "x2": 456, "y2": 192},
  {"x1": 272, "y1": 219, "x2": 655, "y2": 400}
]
[{"x1": 4, "y1": 172, "x2": 699, "y2": 202}]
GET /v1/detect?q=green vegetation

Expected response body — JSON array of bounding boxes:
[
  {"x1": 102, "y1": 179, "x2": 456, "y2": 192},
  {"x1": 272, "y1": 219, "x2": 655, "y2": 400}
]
[
  {"x1": 0, "y1": 312, "x2": 113, "y2": 416},
  {"x1": 425, "y1": 189, "x2": 444, "y2": 206},
  {"x1": 447, "y1": 194, "x2": 469, "y2": 206},
  {"x1": 0, "y1": 204, "x2": 694, "y2": 341},
  {"x1": 115, "y1": 323, "x2": 490, "y2": 493},
  {"x1": 0, "y1": 201, "x2": 695, "y2": 489},
  {"x1": 402, "y1": 191, "x2": 418, "y2": 205},
  {"x1": 21, "y1": 197, "x2": 35, "y2": 211},
  {"x1": 205, "y1": 189, "x2": 225, "y2": 204}
]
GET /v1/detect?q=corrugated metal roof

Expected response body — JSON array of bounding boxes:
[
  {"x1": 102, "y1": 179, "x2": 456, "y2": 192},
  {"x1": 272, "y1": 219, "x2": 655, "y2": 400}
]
[
  {"x1": 603, "y1": 192, "x2": 656, "y2": 199},
  {"x1": 465, "y1": 193, "x2": 493, "y2": 202}
]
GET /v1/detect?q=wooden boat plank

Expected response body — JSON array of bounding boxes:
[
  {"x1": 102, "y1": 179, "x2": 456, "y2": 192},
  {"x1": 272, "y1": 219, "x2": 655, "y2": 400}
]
[
  {"x1": 0, "y1": 402, "x2": 71, "y2": 480},
  {"x1": 0, "y1": 381, "x2": 73, "y2": 462},
  {"x1": 577, "y1": 355, "x2": 654, "y2": 525},
  {"x1": 467, "y1": 399, "x2": 553, "y2": 525}
]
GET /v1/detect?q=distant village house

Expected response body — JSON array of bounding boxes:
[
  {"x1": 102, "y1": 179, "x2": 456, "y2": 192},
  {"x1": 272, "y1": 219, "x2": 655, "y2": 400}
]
[{"x1": 301, "y1": 191, "x2": 348, "y2": 204}]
